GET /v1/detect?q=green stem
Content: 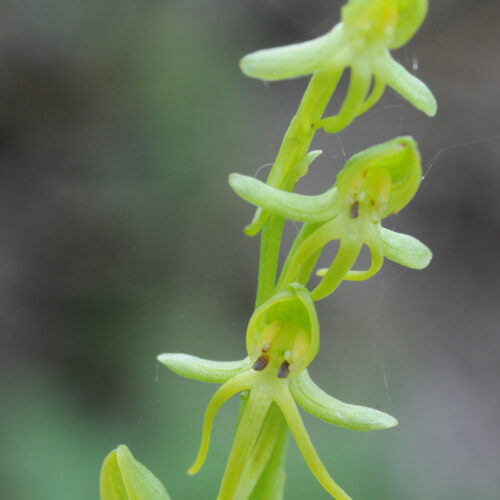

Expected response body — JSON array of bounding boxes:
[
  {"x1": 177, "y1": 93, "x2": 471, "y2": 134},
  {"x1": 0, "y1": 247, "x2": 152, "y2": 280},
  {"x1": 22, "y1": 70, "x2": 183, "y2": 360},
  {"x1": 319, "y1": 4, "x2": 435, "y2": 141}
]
[
  {"x1": 254, "y1": 68, "x2": 343, "y2": 307},
  {"x1": 255, "y1": 215, "x2": 285, "y2": 308}
]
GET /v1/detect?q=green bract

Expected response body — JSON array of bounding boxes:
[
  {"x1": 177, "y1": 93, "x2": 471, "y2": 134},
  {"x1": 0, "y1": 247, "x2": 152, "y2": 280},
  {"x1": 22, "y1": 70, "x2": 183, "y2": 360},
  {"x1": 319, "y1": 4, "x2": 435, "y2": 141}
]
[
  {"x1": 100, "y1": 445, "x2": 170, "y2": 500},
  {"x1": 159, "y1": 285, "x2": 397, "y2": 500},
  {"x1": 230, "y1": 137, "x2": 432, "y2": 300}
]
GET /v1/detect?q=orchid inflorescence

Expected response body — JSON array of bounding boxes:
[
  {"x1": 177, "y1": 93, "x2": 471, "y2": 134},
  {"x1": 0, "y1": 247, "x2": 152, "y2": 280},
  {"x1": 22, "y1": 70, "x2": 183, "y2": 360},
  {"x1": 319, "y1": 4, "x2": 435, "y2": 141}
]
[{"x1": 101, "y1": 1, "x2": 436, "y2": 498}]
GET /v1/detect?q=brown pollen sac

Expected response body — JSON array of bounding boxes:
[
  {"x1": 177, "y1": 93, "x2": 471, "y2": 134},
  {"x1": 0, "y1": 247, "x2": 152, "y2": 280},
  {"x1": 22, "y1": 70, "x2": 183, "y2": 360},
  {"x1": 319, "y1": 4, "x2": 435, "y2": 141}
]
[
  {"x1": 277, "y1": 360, "x2": 290, "y2": 379},
  {"x1": 349, "y1": 201, "x2": 359, "y2": 218},
  {"x1": 252, "y1": 354, "x2": 269, "y2": 371}
]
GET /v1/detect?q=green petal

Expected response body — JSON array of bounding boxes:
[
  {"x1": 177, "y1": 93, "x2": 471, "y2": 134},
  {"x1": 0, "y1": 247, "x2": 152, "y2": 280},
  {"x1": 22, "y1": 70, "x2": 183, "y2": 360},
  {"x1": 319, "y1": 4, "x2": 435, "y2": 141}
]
[
  {"x1": 320, "y1": 64, "x2": 372, "y2": 133},
  {"x1": 336, "y1": 136, "x2": 422, "y2": 216},
  {"x1": 100, "y1": 445, "x2": 170, "y2": 500},
  {"x1": 158, "y1": 353, "x2": 250, "y2": 383},
  {"x1": 380, "y1": 227, "x2": 432, "y2": 269},
  {"x1": 343, "y1": 238, "x2": 384, "y2": 281},
  {"x1": 229, "y1": 173, "x2": 337, "y2": 223},
  {"x1": 246, "y1": 284, "x2": 319, "y2": 373},
  {"x1": 311, "y1": 237, "x2": 363, "y2": 301},
  {"x1": 379, "y1": 52, "x2": 437, "y2": 116},
  {"x1": 391, "y1": 0, "x2": 428, "y2": 49},
  {"x1": 240, "y1": 25, "x2": 343, "y2": 81},
  {"x1": 290, "y1": 370, "x2": 398, "y2": 431}
]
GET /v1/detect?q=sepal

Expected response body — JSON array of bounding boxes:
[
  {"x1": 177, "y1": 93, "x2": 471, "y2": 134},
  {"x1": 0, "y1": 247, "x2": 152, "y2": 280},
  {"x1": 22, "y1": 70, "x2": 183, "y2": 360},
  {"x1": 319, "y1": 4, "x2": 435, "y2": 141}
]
[
  {"x1": 229, "y1": 173, "x2": 337, "y2": 223},
  {"x1": 380, "y1": 227, "x2": 432, "y2": 269},
  {"x1": 390, "y1": 0, "x2": 428, "y2": 49},
  {"x1": 100, "y1": 445, "x2": 170, "y2": 500},
  {"x1": 290, "y1": 370, "x2": 398, "y2": 431},
  {"x1": 158, "y1": 353, "x2": 250, "y2": 383},
  {"x1": 240, "y1": 25, "x2": 343, "y2": 81},
  {"x1": 379, "y1": 52, "x2": 437, "y2": 116}
]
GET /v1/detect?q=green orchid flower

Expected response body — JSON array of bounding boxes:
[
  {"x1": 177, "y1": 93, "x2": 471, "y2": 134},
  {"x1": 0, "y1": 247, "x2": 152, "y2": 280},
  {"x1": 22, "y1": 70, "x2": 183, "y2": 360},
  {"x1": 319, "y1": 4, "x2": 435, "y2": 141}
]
[
  {"x1": 159, "y1": 284, "x2": 397, "y2": 500},
  {"x1": 239, "y1": 0, "x2": 436, "y2": 236},
  {"x1": 100, "y1": 445, "x2": 171, "y2": 500},
  {"x1": 230, "y1": 137, "x2": 432, "y2": 300},
  {"x1": 241, "y1": 0, "x2": 435, "y2": 133}
]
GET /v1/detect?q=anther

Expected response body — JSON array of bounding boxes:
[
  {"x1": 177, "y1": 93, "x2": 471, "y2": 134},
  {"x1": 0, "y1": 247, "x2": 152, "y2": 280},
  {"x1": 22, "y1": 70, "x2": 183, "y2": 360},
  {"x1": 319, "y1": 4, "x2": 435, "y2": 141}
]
[
  {"x1": 261, "y1": 343, "x2": 270, "y2": 353},
  {"x1": 349, "y1": 201, "x2": 359, "y2": 218},
  {"x1": 253, "y1": 355, "x2": 269, "y2": 371},
  {"x1": 277, "y1": 360, "x2": 290, "y2": 379}
]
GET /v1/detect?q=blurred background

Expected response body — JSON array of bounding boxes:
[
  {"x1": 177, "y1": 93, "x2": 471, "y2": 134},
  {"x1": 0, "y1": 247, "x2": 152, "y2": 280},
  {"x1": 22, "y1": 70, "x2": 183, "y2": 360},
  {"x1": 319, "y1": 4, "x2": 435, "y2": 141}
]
[{"x1": 0, "y1": 0, "x2": 498, "y2": 499}]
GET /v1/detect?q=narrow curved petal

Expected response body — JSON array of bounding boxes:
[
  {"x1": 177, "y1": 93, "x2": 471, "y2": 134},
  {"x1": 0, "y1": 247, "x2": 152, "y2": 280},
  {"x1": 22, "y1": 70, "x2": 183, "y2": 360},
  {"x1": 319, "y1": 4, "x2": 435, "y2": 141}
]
[
  {"x1": 158, "y1": 353, "x2": 251, "y2": 383},
  {"x1": 311, "y1": 238, "x2": 362, "y2": 301},
  {"x1": 229, "y1": 173, "x2": 337, "y2": 223},
  {"x1": 379, "y1": 52, "x2": 437, "y2": 116},
  {"x1": 356, "y1": 73, "x2": 386, "y2": 116},
  {"x1": 188, "y1": 371, "x2": 256, "y2": 475},
  {"x1": 380, "y1": 227, "x2": 432, "y2": 269},
  {"x1": 290, "y1": 370, "x2": 398, "y2": 431},
  {"x1": 279, "y1": 218, "x2": 343, "y2": 289},
  {"x1": 240, "y1": 25, "x2": 343, "y2": 81},
  {"x1": 217, "y1": 385, "x2": 273, "y2": 499},
  {"x1": 275, "y1": 385, "x2": 352, "y2": 500},
  {"x1": 343, "y1": 239, "x2": 384, "y2": 281},
  {"x1": 320, "y1": 64, "x2": 372, "y2": 133}
]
